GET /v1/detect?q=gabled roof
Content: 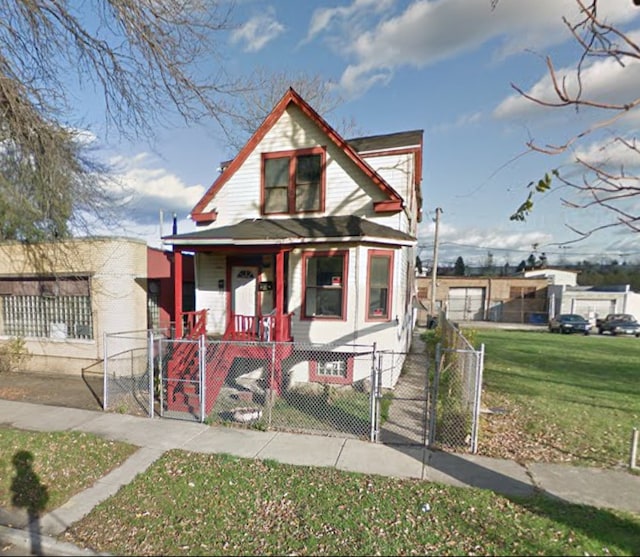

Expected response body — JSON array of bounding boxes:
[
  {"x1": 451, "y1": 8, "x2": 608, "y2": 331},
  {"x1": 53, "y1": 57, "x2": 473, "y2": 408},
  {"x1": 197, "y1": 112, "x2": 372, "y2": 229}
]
[
  {"x1": 190, "y1": 87, "x2": 405, "y2": 221},
  {"x1": 165, "y1": 215, "x2": 416, "y2": 247},
  {"x1": 347, "y1": 130, "x2": 423, "y2": 153},
  {"x1": 348, "y1": 130, "x2": 423, "y2": 221}
]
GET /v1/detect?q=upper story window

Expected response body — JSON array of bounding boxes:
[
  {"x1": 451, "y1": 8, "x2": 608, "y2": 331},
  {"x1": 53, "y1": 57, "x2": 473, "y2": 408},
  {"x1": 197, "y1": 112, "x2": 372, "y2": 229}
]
[{"x1": 262, "y1": 147, "x2": 325, "y2": 215}]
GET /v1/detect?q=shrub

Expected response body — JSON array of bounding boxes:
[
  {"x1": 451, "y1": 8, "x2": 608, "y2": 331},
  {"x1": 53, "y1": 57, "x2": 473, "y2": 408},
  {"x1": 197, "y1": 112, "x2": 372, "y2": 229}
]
[{"x1": 0, "y1": 337, "x2": 30, "y2": 373}]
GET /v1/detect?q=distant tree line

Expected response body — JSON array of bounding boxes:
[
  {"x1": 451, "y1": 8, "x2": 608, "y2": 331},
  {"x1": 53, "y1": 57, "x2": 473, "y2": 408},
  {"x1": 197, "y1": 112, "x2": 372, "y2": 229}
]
[{"x1": 430, "y1": 254, "x2": 640, "y2": 291}]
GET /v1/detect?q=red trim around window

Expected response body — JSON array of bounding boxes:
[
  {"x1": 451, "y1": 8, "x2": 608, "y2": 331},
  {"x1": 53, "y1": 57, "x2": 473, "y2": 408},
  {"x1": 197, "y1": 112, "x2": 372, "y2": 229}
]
[
  {"x1": 301, "y1": 250, "x2": 348, "y2": 321},
  {"x1": 365, "y1": 249, "x2": 394, "y2": 322},
  {"x1": 309, "y1": 353, "x2": 354, "y2": 385},
  {"x1": 261, "y1": 147, "x2": 326, "y2": 216}
]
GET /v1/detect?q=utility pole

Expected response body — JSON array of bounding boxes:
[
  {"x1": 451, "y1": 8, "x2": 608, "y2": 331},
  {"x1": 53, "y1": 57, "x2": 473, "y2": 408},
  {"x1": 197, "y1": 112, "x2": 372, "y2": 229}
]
[{"x1": 430, "y1": 207, "x2": 442, "y2": 320}]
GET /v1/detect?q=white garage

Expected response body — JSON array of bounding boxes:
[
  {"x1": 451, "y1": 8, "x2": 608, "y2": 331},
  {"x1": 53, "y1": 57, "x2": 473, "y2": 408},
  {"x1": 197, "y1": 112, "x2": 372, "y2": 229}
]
[{"x1": 447, "y1": 287, "x2": 485, "y2": 321}]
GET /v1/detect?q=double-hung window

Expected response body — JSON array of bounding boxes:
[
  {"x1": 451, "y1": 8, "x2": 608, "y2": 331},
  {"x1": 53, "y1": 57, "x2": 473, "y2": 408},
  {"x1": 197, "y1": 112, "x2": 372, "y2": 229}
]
[
  {"x1": 263, "y1": 148, "x2": 324, "y2": 215},
  {"x1": 302, "y1": 251, "x2": 347, "y2": 319},
  {"x1": 367, "y1": 250, "x2": 393, "y2": 320}
]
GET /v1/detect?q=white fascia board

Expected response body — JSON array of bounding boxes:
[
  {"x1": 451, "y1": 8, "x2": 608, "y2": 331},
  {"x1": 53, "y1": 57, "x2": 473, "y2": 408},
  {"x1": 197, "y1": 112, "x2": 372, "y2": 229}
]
[{"x1": 166, "y1": 236, "x2": 416, "y2": 247}]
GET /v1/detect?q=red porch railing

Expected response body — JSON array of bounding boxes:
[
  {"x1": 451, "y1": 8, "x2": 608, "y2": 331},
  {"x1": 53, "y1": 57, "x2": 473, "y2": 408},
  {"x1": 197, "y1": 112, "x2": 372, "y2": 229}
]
[
  {"x1": 174, "y1": 309, "x2": 293, "y2": 341},
  {"x1": 225, "y1": 312, "x2": 293, "y2": 342},
  {"x1": 181, "y1": 310, "x2": 207, "y2": 339}
]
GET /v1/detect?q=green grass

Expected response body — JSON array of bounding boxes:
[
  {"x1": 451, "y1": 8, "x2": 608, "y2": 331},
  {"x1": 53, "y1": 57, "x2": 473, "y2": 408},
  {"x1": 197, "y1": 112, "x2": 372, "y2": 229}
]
[
  {"x1": 208, "y1": 388, "x2": 373, "y2": 439},
  {"x1": 5, "y1": 328, "x2": 640, "y2": 555},
  {"x1": 63, "y1": 450, "x2": 640, "y2": 556},
  {"x1": 0, "y1": 427, "x2": 137, "y2": 512},
  {"x1": 475, "y1": 329, "x2": 640, "y2": 467}
]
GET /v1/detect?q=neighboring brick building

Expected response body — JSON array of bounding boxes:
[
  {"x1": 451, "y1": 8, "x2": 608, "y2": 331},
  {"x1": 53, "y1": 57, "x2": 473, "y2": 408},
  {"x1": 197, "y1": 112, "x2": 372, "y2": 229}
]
[
  {"x1": 0, "y1": 237, "x2": 192, "y2": 375},
  {"x1": 416, "y1": 275, "x2": 550, "y2": 325}
]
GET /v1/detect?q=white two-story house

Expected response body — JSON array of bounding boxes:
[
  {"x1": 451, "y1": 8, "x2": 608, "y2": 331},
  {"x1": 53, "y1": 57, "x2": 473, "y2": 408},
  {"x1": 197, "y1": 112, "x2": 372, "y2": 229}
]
[{"x1": 164, "y1": 88, "x2": 423, "y2": 394}]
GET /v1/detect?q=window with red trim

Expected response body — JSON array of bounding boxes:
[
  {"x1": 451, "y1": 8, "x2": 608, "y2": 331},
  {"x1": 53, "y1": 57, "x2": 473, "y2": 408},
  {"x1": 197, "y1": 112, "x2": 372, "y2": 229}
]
[
  {"x1": 302, "y1": 251, "x2": 347, "y2": 319},
  {"x1": 263, "y1": 148, "x2": 324, "y2": 215},
  {"x1": 367, "y1": 250, "x2": 393, "y2": 320},
  {"x1": 309, "y1": 353, "x2": 354, "y2": 384}
]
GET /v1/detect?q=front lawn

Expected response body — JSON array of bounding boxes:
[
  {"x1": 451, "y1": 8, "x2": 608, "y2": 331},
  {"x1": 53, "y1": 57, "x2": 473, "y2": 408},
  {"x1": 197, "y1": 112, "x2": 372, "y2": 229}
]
[
  {"x1": 474, "y1": 329, "x2": 640, "y2": 467},
  {"x1": 0, "y1": 427, "x2": 137, "y2": 512},
  {"x1": 62, "y1": 449, "x2": 640, "y2": 556}
]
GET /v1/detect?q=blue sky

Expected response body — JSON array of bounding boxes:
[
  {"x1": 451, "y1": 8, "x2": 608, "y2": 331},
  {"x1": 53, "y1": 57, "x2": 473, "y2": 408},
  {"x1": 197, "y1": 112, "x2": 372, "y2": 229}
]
[{"x1": 79, "y1": 0, "x2": 640, "y2": 268}]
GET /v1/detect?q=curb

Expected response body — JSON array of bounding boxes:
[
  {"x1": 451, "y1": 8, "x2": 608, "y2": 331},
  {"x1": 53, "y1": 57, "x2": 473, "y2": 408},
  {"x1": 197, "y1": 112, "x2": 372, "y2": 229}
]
[{"x1": 0, "y1": 524, "x2": 109, "y2": 556}]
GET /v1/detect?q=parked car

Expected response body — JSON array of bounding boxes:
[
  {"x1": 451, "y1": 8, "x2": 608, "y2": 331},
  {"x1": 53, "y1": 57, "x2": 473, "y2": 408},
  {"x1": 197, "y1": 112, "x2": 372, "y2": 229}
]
[
  {"x1": 596, "y1": 314, "x2": 640, "y2": 336},
  {"x1": 548, "y1": 314, "x2": 592, "y2": 335}
]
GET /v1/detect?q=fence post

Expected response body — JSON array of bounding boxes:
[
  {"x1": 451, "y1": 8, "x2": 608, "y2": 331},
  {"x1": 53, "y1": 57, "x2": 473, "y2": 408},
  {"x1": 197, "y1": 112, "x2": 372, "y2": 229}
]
[
  {"x1": 267, "y1": 342, "x2": 276, "y2": 428},
  {"x1": 369, "y1": 343, "x2": 377, "y2": 442},
  {"x1": 148, "y1": 331, "x2": 154, "y2": 418},
  {"x1": 470, "y1": 343, "x2": 485, "y2": 454},
  {"x1": 103, "y1": 332, "x2": 108, "y2": 411},
  {"x1": 199, "y1": 334, "x2": 206, "y2": 423},
  {"x1": 428, "y1": 342, "x2": 441, "y2": 447},
  {"x1": 158, "y1": 338, "x2": 165, "y2": 418},
  {"x1": 631, "y1": 428, "x2": 639, "y2": 470}
]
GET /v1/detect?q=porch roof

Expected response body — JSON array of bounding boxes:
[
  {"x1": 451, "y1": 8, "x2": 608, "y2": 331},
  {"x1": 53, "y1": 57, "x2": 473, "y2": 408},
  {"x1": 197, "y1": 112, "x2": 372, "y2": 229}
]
[{"x1": 163, "y1": 215, "x2": 416, "y2": 247}]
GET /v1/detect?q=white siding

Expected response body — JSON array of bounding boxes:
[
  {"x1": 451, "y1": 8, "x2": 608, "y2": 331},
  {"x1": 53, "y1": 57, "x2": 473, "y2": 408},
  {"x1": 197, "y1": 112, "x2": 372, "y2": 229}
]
[
  {"x1": 199, "y1": 105, "x2": 403, "y2": 228},
  {"x1": 192, "y1": 101, "x2": 420, "y2": 386},
  {"x1": 361, "y1": 152, "x2": 415, "y2": 235},
  {"x1": 286, "y1": 243, "x2": 412, "y2": 387}
]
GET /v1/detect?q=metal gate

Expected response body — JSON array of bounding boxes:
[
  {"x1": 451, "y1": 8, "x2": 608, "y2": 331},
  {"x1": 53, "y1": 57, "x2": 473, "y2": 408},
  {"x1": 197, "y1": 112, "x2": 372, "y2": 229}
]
[
  {"x1": 373, "y1": 325, "x2": 484, "y2": 453},
  {"x1": 429, "y1": 335, "x2": 484, "y2": 454}
]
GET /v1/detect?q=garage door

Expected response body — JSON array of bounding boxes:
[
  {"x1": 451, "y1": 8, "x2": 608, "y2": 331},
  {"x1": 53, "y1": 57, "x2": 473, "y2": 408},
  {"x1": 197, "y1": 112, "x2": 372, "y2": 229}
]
[
  {"x1": 572, "y1": 299, "x2": 616, "y2": 320},
  {"x1": 447, "y1": 288, "x2": 485, "y2": 321}
]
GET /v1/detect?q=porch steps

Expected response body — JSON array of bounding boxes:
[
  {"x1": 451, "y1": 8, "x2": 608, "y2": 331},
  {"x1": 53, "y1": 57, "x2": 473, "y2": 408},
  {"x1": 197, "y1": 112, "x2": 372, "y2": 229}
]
[{"x1": 166, "y1": 340, "x2": 295, "y2": 417}]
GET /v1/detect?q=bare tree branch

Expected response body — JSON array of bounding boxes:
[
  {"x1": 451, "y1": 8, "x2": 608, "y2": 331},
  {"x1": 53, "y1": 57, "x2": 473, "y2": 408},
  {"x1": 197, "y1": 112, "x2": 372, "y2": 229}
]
[
  {"x1": 0, "y1": 0, "x2": 244, "y2": 242},
  {"x1": 509, "y1": 0, "x2": 640, "y2": 238}
]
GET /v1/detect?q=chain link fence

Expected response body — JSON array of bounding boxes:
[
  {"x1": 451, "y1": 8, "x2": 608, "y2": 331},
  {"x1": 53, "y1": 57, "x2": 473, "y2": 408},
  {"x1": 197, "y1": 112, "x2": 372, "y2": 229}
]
[
  {"x1": 103, "y1": 329, "x2": 169, "y2": 417},
  {"x1": 158, "y1": 338, "x2": 379, "y2": 440},
  {"x1": 428, "y1": 315, "x2": 484, "y2": 453},
  {"x1": 105, "y1": 327, "x2": 479, "y2": 451}
]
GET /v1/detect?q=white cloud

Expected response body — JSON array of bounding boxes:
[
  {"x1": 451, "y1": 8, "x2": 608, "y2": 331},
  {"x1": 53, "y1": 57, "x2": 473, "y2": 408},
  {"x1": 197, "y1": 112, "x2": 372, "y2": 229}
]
[
  {"x1": 494, "y1": 53, "x2": 640, "y2": 121},
  {"x1": 306, "y1": 0, "x2": 394, "y2": 42},
  {"x1": 326, "y1": 0, "x2": 638, "y2": 97},
  {"x1": 231, "y1": 9, "x2": 285, "y2": 52},
  {"x1": 417, "y1": 221, "x2": 553, "y2": 266},
  {"x1": 110, "y1": 152, "x2": 206, "y2": 226},
  {"x1": 573, "y1": 134, "x2": 640, "y2": 168}
]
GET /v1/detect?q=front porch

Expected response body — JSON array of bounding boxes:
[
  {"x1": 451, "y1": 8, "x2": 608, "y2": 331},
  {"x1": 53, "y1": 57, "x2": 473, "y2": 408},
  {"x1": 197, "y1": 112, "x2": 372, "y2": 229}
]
[
  {"x1": 171, "y1": 247, "x2": 291, "y2": 342},
  {"x1": 179, "y1": 309, "x2": 294, "y2": 343}
]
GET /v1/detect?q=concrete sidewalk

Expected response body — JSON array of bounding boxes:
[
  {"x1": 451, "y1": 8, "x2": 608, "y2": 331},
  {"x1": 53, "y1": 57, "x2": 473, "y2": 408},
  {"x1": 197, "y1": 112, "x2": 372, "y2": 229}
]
[{"x1": 1, "y1": 398, "x2": 639, "y2": 555}]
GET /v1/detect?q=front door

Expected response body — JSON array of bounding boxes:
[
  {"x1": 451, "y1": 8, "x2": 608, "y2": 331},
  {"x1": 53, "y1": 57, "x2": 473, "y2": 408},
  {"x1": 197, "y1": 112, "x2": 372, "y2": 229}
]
[{"x1": 231, "y1": 265, "x2": 258, "y2": 320}]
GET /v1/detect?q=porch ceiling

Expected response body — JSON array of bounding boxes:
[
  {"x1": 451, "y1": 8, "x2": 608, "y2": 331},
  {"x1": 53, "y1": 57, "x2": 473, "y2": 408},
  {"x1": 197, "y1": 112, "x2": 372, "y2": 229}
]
[{"x1": 163, "y1": 215, "x2": 415, "y2": 247}]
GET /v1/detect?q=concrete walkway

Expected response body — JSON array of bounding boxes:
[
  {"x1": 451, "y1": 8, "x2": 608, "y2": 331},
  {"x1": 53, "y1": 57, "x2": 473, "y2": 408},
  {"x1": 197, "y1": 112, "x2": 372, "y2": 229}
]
[
  {"x1": 378, "y1": 333, "x2": 429, "y2": 445},
  {"x1": 1, "y1": 397, "x2": 639, "y2": 556}
]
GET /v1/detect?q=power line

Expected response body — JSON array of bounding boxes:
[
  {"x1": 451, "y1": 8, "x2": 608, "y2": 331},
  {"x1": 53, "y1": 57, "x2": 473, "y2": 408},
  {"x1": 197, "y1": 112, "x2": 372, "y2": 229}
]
[{"x1": 417, "y1": 240, "x2": 640, "y2": 259}]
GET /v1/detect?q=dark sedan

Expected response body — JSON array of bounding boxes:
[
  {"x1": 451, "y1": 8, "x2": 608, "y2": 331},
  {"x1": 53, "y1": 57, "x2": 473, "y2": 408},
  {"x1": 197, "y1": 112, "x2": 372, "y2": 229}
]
[
  {"x1": 548, "y1": 314, "x2": 592, "y2": 335},
  {"x1": 597, "y1": 314, "x2": 640, "y2": 337}
]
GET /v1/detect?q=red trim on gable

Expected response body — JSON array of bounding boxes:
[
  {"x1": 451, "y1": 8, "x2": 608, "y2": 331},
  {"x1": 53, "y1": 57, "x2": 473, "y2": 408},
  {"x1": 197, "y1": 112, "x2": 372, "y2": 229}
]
[
  {"x1": 190, "y1": 87, "x2": 403, "y2": 219},
  {"x1": 359, "y1": 144, "x2": 423, "y2": 221},
  {"x1": 191, "y1": 211, "x2": 218, "y2": 224},
  {"x1": 373, "y1": 200, "x2": 403, "y2": 213}
]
